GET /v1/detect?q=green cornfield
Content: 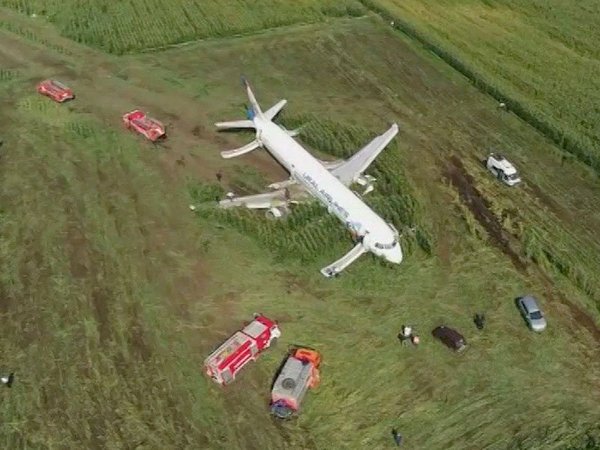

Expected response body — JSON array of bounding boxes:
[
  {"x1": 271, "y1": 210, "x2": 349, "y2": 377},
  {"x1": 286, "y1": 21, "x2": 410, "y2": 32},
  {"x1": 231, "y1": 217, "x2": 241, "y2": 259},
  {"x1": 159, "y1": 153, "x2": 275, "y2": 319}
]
[
  {"x1": 0, "y1": 0, "x2": 365, "y2": 53},
  {"x1": 364, "y1": 0, "x2": 600, "y2": 174}
]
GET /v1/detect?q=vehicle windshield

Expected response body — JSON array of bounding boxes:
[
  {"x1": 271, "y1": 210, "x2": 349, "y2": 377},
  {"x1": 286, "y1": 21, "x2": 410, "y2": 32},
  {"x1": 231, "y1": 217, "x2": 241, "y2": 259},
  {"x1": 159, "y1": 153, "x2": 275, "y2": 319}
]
[
  {"x1": 375, "y1": 240, "x2": 397, "y2": 250},
  {"x1": 529, "y1": 311, "x2": 543, "y2": 320},
  {"x1": 507, "y1": 173, "x2": 520, "y2": 180}
]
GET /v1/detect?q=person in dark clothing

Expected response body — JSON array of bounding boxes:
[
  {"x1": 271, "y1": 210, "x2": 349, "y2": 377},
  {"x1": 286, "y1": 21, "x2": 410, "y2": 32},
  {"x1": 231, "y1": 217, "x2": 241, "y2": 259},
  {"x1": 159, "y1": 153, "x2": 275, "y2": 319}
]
[
  {"x1": 1, "y1": 373, "x2": 14, "y2": 388},
  {"x1": 391, "y1": 428, "x2": 403, "y2": 446},
  {"x1": 474, "y1": 313, "x2": 486, "y2": 330},
  {"x1": 216, "y1": 171, "x2": 223, "y2": 182}
]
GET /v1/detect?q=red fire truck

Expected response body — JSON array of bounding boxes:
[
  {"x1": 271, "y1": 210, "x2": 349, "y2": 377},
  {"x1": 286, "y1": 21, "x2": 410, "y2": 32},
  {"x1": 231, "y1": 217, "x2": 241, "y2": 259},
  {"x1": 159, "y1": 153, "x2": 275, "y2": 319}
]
[
  {"x1": 37, "y1": 79, "x2": 75, "y2": 103},
  {"x1": 204, "y1": 314, "x2": 281, "y2": 385},
  {"x1": 122, "y1": 109, "x2": 166, "y2": 142}
]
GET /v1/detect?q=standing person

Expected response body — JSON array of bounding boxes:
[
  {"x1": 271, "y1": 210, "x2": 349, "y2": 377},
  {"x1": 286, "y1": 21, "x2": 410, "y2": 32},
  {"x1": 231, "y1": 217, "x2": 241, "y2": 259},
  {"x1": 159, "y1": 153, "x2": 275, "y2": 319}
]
[
  {"x1": 1, "y1": 372, "x2": 14, "y2": 388},
  {"x1": 216, "y1": 171, "x2": 223, "y2": 183},
  {"x1": 474, "y1": 313, "x2": 485, "y2": 330},
  {"x1": 401, "y1": 325, "x2": 412, "y2": 338},
  {"x1": 391, "y1": 428, "x2": 403, "y2": 446},
  {"x1": 398, "y1": 325, "x2": 412, "y2": 346}
]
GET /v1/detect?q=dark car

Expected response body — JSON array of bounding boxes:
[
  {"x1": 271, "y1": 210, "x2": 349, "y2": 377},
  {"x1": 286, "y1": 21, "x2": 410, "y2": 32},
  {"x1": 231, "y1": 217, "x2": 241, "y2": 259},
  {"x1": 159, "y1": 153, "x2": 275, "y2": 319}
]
[{"x1": 432, "y1": 325, "x2": 467, "y2": 352}]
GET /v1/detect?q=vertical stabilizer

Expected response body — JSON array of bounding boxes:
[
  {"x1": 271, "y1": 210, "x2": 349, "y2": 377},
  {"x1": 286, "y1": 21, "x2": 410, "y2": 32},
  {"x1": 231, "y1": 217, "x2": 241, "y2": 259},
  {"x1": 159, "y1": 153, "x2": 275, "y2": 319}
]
[{"x1": 241, "y1": 76, "x2": 263, "y2": 118}]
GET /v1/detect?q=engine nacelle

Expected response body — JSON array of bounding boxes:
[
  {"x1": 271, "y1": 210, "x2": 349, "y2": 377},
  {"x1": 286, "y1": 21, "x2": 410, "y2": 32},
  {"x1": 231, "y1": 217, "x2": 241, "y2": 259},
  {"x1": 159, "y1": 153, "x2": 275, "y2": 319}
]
[
  {"x1": 265, "y1": 205, "x2": 290, "y2": 220},
  {"x1": 355, "y1": 174, "x2": 376, "y2": 195}
]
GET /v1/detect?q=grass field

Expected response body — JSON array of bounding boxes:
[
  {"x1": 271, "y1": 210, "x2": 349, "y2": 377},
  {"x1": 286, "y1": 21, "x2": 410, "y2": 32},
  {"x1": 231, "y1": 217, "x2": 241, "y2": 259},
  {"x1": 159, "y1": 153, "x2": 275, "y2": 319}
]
[
  {"x1": 0, "y1": 4, "x2": 599, "y2": 450},
  {"x1": 366, "y1": 0, "x2": 600, "y2": 175},
  {"x1": 0, "y1": 0, "x2": 364, "y2": 53}
]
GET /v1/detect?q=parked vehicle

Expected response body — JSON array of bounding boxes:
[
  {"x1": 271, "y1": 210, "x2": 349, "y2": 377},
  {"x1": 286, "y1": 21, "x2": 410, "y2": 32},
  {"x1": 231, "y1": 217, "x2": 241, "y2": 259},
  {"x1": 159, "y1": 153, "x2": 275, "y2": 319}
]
[
  {"x1": 486, "y1": 153, "x2": 521, "y2": 186},
  {"x1": 37, "y1": 79, "x2": 75, "y2": 103},
  {"x1": 432, "y1": 325, "x2": 467, "y2": 352},
  {"x1": 204, "y1": 314, "x2": 281, "y2": 385},
  {"x1": 516, "y1": 295, "x2": 547, "y2": 332},
  {"x1": 122, "y1": 109, "x2": 166, "y2": 141},
  {"x1": 270, "y1": 347, "x2": 321, "y2": 419}
]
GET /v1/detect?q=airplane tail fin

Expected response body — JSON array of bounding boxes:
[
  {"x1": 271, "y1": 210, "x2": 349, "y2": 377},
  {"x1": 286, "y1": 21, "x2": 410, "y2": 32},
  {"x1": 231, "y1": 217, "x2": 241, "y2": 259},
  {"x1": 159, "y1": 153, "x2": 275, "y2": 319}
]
[
  {"x1": 213, "y1": 77, "x2": 267, "y2": 159},
  {"x1": 241, "y1": 76, "x2": 263, "y2": 119}
]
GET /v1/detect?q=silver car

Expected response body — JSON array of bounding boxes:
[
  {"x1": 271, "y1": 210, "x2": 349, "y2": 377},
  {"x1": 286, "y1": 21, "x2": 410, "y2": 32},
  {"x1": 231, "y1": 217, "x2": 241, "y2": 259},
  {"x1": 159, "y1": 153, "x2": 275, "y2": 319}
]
[{"x1": 517, "y1": 295, "x2": 547, "y2": 332}]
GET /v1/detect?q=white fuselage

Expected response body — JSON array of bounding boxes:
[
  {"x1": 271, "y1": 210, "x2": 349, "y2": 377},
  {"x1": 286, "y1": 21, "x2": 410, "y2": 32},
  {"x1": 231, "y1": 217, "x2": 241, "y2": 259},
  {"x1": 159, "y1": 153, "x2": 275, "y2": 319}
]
[{"x1": 254, "y1": 116, "x2": 403, "y2": 264}]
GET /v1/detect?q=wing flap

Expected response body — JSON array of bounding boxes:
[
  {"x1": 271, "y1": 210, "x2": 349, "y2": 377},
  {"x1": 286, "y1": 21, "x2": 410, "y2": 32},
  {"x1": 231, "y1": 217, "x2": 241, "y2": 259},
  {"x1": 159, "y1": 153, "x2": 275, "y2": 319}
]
[{"x1": 319, "y1": 159, "x2": 345, "y2": 170}]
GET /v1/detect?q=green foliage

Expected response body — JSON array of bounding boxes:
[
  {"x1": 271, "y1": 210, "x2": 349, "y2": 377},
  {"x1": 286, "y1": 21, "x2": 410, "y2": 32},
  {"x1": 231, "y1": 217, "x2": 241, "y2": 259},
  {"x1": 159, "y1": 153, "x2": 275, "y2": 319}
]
[
  {"x1": 187, "y1": 179, "x2": 224, "y2": 204},
  {"x1": 523, "y1": 226, "x2": 600, "y2": 308},
  {"x1": 0, "y1": 0, "x2": 365, "y2": 54},
  {"x1": 0, "y1": 19, "x2": 72, "y2": 54},
  {"x1": 362, "y1": 0, "x2": 600, "y2": 176}
]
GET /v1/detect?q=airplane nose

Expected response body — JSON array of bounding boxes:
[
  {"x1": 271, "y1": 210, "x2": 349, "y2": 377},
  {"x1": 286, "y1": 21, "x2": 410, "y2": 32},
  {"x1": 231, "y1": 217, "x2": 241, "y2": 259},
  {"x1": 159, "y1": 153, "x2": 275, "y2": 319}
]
[{"x1": 386, "y1": 247, "x2": 403, "y2": 264}]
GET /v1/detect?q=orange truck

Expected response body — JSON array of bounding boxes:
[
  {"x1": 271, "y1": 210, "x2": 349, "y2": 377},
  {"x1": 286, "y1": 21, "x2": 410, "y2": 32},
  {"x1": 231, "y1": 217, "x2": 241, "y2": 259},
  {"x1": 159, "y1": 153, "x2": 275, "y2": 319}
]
[{"x1": 270, "y1": 347, "x2": 321, "y2": 419}]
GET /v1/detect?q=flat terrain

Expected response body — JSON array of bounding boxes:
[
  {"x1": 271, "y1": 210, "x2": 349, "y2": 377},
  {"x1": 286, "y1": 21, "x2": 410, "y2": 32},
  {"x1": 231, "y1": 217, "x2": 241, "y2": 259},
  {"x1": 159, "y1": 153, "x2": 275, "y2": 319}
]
[
  {"x1": 0, "y1": 5, "x2": 599, "y2": 450},
  {"x1": 369, "y1": 0, "x2": 600, "y2": 172},
  {"x1": 0, "y1": 0, "x2": 365, "y2": 53}
]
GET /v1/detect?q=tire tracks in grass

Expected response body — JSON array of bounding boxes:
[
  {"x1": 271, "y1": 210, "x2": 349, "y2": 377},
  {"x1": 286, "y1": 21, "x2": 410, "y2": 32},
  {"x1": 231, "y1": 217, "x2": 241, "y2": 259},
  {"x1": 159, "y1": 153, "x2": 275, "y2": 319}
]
[{"x1": 443, "y1": 155, "x2": 600, "y2": 346}]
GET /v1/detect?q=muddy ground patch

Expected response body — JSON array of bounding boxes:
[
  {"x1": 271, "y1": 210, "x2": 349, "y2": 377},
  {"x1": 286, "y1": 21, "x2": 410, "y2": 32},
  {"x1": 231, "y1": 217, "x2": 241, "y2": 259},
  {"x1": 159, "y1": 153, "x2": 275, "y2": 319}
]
[{"x1": 443, "y1": 155, "x2": 526, "y2": 271}]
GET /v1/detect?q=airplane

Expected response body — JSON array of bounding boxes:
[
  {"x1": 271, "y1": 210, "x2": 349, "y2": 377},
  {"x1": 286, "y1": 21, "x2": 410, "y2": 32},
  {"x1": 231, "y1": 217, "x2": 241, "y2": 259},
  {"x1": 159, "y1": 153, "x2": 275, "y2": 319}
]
[{"x1": 215, "y1": 78, "x2": 403, "y2": 277}]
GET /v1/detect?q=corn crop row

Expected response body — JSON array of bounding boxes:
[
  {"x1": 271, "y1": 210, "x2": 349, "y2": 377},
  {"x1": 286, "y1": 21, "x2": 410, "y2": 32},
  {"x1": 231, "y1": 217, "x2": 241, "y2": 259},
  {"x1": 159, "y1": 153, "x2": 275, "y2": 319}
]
[
  {"x1": 0, "y1": 19, "x2": 72, "y2": 55},
  {"x1": 361, "y1": 0, "x2": 600, "y2": 177},
  {"x1": 2, "y1": 0, "x2": 365, "y2": 54},
  {"x1": 523, "y1": 227, "x2": 599, "y2": 304}
]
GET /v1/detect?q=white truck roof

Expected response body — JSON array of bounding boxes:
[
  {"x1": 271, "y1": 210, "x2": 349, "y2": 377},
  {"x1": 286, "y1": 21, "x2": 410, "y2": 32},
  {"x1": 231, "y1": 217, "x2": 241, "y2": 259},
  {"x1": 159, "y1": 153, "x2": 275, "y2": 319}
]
[
  {"x1": 242, "y1": 319, "x2": 267, "y2": 338},
  {"x1": 490, "y1": 154, "x2": 518, "y2": 175},
  {"x1": 271, "y1": 356, "x2": 312, "y2": 408}
]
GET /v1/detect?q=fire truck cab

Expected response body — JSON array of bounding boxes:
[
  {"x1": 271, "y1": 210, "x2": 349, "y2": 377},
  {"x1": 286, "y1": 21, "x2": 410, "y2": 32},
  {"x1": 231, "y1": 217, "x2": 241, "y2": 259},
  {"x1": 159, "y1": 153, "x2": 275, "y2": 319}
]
[
  {"x1": 204, "y1": 314, "x2": 281, "y2": 385},
  {"x1": 270, "y1": 347, "x2": 321, "y2": 419}
]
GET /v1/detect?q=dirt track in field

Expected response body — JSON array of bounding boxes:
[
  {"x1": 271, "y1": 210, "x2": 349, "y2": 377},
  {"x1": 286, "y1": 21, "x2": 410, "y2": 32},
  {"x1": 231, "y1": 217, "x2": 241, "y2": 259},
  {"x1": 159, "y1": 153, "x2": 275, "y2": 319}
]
[
  {"x1": 0, "y1": 10, "x2": 288, "y2": 189},
  {"x1": 444, "y1": 154, "x2": 600, "y2": 346},
  {"x1": 443, "y1": 155, "x2": 526, "y2": 271}
]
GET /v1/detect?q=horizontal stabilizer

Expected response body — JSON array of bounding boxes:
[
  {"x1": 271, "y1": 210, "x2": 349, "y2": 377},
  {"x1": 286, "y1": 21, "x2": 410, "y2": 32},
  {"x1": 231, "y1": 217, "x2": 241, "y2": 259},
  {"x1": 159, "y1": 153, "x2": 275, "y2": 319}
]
[
  {"x1": 320, "y1": 243, "x2": 367, "y2": 277},
  {"x1": 215, "y1": 120, "x2": 255, "y2": 129},
  {"x1": 221, "y1": 140, "x2": 260, "y2": 159},
  {"x1": 265, "y1": 99, "x2": 287, "y2": 120}
]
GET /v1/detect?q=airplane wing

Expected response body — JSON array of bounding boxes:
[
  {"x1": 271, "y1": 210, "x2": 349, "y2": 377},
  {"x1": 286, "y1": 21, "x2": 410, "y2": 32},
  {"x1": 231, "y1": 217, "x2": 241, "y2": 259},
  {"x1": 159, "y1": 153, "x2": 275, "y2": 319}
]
[
  {"x1": 218, "y1": 185, "x2": 308, "y2": 210},
  {"x1": 319, "y1": 159, "x2": 345, "y2": 170},
  {"x1": 331, "y1": 124, "x2": 399, "y2": 186}
]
